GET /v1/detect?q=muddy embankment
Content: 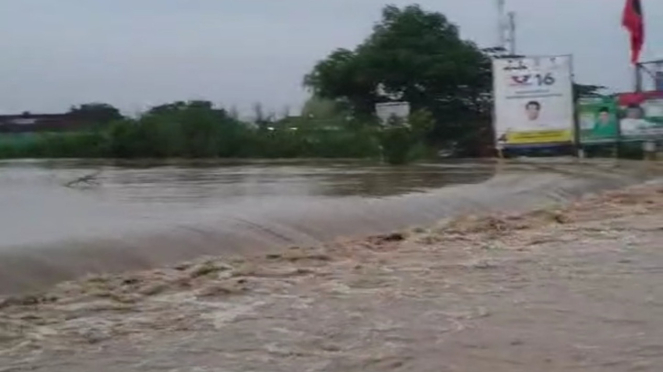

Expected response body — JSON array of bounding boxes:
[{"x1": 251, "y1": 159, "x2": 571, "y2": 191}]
[{"x1": 0, "y1": 159, "x2": 659, "y2": 295}]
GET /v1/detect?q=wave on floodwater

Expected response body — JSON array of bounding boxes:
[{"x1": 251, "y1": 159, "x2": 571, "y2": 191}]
[{"x1": 0, "y1": 158, "x2": 657, "y2": 295}]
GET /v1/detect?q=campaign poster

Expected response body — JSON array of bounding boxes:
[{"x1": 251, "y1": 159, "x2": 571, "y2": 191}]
[
  {"x1": 617, "y1": 91, "x2": 663, "y2": 140},
  {"x1": 578, "y1": 96, "x2": 619, "y2": 143},
  {"x1": 493, "y1": 55, "x2": 574, "y2": 146}
]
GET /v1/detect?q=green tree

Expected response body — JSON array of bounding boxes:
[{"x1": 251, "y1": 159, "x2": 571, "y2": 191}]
[
  {"x1": 104, "y1": 100, "x2": 252, "y2": 158},
  {"x1": 304, "y1": 4, "x2": 492, "y2": 154},
  {"x1": 573, "y1": 83, "x2": 607, "y2": 102},
  {"x1": 301, "y1": 97, "x2": 345, "y2": 120},
  {"x1": 252, "y1": 102, "x2": 275, "y2": 130},
  {"x1": 68, "y1": 102, "x2": 124, "y2": 124}
]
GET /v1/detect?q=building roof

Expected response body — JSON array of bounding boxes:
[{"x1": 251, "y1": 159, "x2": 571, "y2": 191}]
[{"x1": 0, "y1": 113, "x2": 87, "y2": 133}]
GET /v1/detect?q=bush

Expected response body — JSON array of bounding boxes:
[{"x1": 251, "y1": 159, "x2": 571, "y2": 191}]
[
  {"x1": 378, "y1": 110, "x2": 435, "y2": 165},
  {"x1": 0, "y1": 131, "x2": 107, "y2": 158}
]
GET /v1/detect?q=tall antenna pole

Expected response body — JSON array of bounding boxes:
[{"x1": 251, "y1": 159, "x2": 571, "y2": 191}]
[
  {"x1": 506, "y1": 11, "x2": 516, "y2": 55},
  {"x1": 496, "y1": 0, "x2": 506, "y2": 50}
]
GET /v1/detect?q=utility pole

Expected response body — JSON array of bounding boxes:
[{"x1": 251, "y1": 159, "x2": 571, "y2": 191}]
[
  {"x1": 496, "y1": 0, "x2": 506, "y2": 51},
  {"x1": 495, "y1": 0, "x2": 517, "y2": 56},
  {"x1": 506, "y1": 11, "x2": 517, "y2": 55}
]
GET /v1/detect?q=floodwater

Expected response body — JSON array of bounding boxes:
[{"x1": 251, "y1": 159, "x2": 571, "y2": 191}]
[
  {"x1": 0, "y1": 159, "x2": 494, "y2": 247},
  {"x1": 0, "y1": 159, "x2": 654, "y2": 294}
]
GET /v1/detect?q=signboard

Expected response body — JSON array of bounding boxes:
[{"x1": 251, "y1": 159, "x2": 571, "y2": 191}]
[
  {"x1": 578, "y1": 96, "x2": 619, "y2": 143},
  {"x1": 493, "y1": 55, "x2": 574, "y2": 146},
  {"x1": 617, "y1": 91, "x2": 663, "y2": 140},
  {"x1": 375, "y1": 101, "x2": 410, "y2": 125}
]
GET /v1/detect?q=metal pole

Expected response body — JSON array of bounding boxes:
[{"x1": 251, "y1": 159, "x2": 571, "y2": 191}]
[
  {"x1": 634, "y1": 63, "x2": 643, "y2": 92},
  {"x1": 570, "y1": 54, "x2": 582, "y2": 157},
  {"x1": 496, "y1": 0, "x2": 505, "y2": 50},
  {"x1": 616, "y1": 88, "x2": 623, "y2": 161},
  {"x1": 507, "y1": 11, "x2": 516, "y2": 55}
]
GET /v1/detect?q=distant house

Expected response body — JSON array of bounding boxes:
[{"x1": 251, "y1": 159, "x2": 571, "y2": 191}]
[{"x1": 0, "y1": 112, "x2": 88, "y2": 133}]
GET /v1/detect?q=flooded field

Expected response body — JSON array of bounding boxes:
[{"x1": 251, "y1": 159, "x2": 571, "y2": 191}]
[{"x1": 0, "y1": 159, "x2": 656, "y2": 294}]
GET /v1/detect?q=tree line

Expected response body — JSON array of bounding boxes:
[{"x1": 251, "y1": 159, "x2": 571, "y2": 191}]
[{"x1": 0, "y1": 99, "x2": 392, "y2": 160}]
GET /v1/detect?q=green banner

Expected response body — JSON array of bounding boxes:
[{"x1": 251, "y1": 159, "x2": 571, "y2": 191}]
[
  {"x1": 578, "y1": 96, "x2": 619, "y2": 143},
  {"x1": 618, "y1": 93, "x2": 663, "y2": 140}
]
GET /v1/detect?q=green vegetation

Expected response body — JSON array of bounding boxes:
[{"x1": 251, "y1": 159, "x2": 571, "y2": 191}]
[
  {"x1": 0, "y1": 99, "x2": 438, "y2": 164},
  {"x1": 0, "y1": 100, "x2": 383, "y2": 160},
  {"x1": 379, "y1": 110, "x2": 435, "y2": 164},
  {"x1": 0, "y1": 132, "x2": 107, "y2": 159},
  {"x1": 304, "y1": 4, "x2": 494, "y2": 157}
]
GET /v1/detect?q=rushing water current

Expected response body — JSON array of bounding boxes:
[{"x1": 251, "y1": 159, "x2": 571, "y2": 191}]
[{"x1": 0, "y1": 158, "x2": 653, "y2": 294}]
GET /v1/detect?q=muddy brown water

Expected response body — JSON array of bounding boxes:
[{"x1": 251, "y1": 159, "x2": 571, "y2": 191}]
[{"x1": 0, "y1": 158, "x2": 656, "y2": 295}]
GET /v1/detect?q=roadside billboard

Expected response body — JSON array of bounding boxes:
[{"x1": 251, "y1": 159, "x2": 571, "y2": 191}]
[
  {"x1": 578, "y1": 96, "x2": 619, "y2": 143},
  {"x1": 493, "y1": 55, "x2": 574, "y2": 146},
  {"x1": 375, "y1": 101, "x2": 410, "y2": 126},
  {"x1": 617, "y1": 91, "x2": 663, "y2": 140}
]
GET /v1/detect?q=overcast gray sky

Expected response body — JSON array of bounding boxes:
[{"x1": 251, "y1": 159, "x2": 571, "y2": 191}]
[{"x1": 0, "y1": 0, "x2": 660, "y2": 115}]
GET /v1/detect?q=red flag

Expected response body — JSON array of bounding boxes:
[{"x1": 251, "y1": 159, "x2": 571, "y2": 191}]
[{"x1": 622, "y1": 0, "x2": 644, "y2": 64}]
